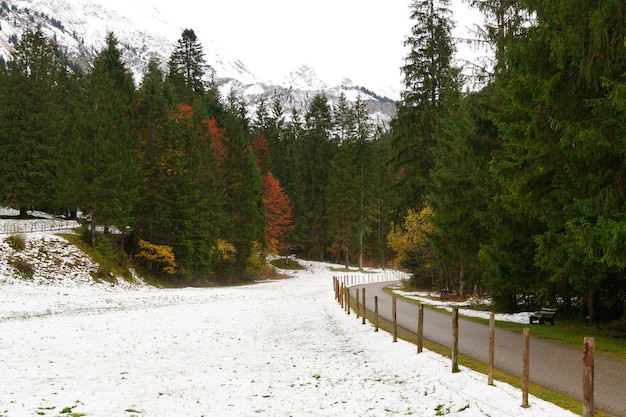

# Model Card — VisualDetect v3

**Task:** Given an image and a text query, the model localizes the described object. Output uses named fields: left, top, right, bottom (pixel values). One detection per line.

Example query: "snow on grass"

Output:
left=0, top=211, right=575, bottom=416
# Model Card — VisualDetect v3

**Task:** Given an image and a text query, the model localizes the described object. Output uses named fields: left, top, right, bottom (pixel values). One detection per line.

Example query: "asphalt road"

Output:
left=351, top=281, right=626, bottom=417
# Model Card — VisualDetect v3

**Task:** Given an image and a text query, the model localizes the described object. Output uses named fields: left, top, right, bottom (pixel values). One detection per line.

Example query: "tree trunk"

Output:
left=587, top=288, right=597, bottom=323
left=19, top=206, right=28, bottom=218
left=90, top=210, right=97, bottom=248
left=458, top=265, right=465, bottom=298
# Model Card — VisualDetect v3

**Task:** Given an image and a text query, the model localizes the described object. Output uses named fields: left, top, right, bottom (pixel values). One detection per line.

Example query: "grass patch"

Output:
left=387, top=288, right=626, bottom=362
left=330, top=266, right=377, bottom=273
left=270, top=257, right=305, bottom=270
left=59, top=232, right=133, bottom=284
left=348, top=294, right=615, bottom=417
left=4, top=234, right=27, bottom=251
left=8, top=256, right=34, bottom=279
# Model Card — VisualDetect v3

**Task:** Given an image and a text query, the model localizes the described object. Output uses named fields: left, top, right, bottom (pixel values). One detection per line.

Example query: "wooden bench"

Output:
left=529, top=307, right=557, bottom=325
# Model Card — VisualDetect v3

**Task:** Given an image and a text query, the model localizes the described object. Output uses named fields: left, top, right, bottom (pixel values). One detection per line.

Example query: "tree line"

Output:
left=0, top=27, right=396, bottom=282
left=391, top=0, right=626, bottom=323
left=2, top=0, right=625, bottom=324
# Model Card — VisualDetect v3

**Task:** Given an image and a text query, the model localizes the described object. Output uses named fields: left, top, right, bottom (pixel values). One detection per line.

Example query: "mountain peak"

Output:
left=281, top=65, right=328, bottom=91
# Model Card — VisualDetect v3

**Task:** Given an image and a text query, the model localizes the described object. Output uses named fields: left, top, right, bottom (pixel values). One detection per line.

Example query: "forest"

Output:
left=1, top=0, right=625, bottom=324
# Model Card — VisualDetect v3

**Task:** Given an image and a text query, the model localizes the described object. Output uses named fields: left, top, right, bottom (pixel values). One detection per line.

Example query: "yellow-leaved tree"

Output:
left=387, top=206, right=436, bottom=283
left=135, top=239, right=177, bottom=275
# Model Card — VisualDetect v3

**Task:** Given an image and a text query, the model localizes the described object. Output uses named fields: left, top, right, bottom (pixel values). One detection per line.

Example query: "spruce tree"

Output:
left=491, top=0, right=626, bottom=320
left=391, top=0, right=457, bottom=213
left=80, top=32, right=138, bottom=246
left=0, top=27, right=68, bottom=216
left=296, top=93, right=336, bottom=259
left=168, top=28, right=209, bottom=100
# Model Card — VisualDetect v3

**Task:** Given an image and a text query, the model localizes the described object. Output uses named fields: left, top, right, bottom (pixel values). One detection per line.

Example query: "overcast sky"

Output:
left=102, top=0, right=482, bottom=92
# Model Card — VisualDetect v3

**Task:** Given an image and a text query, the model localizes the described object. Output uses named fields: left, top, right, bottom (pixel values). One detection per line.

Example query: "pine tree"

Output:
left=296, top=93, right=337, bottom=259
left=79, top=32, right=138, bottom=246
left=168, top=29, right=209, bottom=100
left=491, top=0, right=626, bottom=321
left=217, top=99, right=264, bottom=276
left=391, top=0, right=457, bottom=213
left=134, top=59, right=175, bottom=247
left=0, top=27, right=68, bottom=216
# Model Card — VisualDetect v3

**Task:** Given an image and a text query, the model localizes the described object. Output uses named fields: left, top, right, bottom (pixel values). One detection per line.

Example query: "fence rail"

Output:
left=0, top=219, right=78, bottom=235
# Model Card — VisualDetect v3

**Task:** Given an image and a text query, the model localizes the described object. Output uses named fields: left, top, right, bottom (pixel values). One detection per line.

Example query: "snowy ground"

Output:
left=0, top=210, right=576, bottom=417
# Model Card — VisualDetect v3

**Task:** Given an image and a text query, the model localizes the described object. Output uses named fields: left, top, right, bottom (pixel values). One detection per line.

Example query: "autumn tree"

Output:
left=263, top=172, right=295, bottom=255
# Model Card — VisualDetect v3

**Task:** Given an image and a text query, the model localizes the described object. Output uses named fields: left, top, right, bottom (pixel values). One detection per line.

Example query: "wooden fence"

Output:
left=334, top=277, right=597, bottom=417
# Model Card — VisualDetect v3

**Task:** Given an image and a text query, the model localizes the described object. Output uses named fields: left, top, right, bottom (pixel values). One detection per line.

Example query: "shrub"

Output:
left=9, top=256, right=34, bottom=279
left=134, top=239, right=177, bottom=275
left=5, top=234, right=26, bottom=251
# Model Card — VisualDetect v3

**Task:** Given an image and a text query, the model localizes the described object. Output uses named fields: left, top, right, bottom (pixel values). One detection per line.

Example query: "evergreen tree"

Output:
left=168, top=29, right=208, bottom=100
left=391, top=0, right=456, bottom=213
left=295, top=93, right=337, bottom=259
left=0, top=27, right=68, bottom=216
left=325, top=140, right=360, bottom=267
left=79, top=32, right=138, bottom=246
left=217, top=98, right=264, bottom=276
left=491, top=0, right=626, bottom=321
left=134, top=59, right=176, bottom=247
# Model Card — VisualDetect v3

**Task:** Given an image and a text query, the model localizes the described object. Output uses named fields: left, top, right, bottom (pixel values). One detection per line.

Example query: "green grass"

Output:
left=349, top=293, right=616, bottom=417
left=270, top=257, right=305, bottom=270
left=386, top=288, right=626, bottom=361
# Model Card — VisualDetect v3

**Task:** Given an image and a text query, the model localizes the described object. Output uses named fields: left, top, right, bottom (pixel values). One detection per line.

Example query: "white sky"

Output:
left=144, top=0, right=482, bottom=91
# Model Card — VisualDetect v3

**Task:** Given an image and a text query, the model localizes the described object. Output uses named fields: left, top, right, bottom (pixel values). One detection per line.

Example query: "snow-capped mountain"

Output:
left=0, top=0, right=397, bottom=127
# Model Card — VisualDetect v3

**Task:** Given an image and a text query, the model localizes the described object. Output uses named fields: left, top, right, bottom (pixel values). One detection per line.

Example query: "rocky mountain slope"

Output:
left=0, top=0, right=396, bottom=127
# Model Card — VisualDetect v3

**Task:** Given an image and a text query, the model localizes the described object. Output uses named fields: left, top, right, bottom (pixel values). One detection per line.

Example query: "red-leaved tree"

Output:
left=263, top=171, right=294, bottom=255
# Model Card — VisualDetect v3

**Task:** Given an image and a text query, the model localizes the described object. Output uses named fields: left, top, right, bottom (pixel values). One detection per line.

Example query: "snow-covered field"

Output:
left=0, top=210, right=576, bottom=417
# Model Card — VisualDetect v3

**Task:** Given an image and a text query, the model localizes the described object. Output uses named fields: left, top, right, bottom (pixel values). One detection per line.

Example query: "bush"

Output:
left=5, top=234, right=26, bottom=251
left=9, top=256, right=34, bottom=279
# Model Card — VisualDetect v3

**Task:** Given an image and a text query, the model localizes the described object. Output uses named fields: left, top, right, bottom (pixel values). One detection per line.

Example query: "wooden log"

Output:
left=583, top=337, right=595, bottom=417
left=417, top=303, right=423, bottom=354
left=522, top=328, right=530, bottom=408
left=374, top=296, right=379, bottom=332
left=452, top=307, right=459, bottom=373
left=488, top=312, right=495, bottom=385
left=392, top=295, right=397, bottom=342
left=361, top=287, right=366, bottom=325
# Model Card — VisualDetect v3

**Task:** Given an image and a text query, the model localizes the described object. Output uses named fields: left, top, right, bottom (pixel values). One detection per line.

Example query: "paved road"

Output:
left=351, top=281, right=626, bottom=417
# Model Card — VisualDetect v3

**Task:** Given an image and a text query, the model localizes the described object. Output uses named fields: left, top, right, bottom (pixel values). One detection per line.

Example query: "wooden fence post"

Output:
left=392, top=295, right=397, bottom=342
left=488, top=312, right=495, bottom=385
left=417, top=303, right=424, bottom=353
left=374, top=296, right=379, bottom=332
left=583, top=337, right=595, bottom=417
left=522, top=328, right=530, bottom=408
left=361, top=287, right=366, bottom=325
left=356, top=288, right=360, bottom=319
left=452, top=307, right=459, bottom=373
left=346, top=287, right=350, bottom=315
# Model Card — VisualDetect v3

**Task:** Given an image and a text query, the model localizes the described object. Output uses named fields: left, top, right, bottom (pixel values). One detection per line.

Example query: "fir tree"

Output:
left=79, top=32, right=138, bottom=246
left=491, top=0, right=626, bottom=321
left=0, top=27, right=68, bottom=216
left=296, top=93, right=336, bottom=259
left=168, top=28, right=209, bottom=100
left=391, top=0, right=457, bottom=214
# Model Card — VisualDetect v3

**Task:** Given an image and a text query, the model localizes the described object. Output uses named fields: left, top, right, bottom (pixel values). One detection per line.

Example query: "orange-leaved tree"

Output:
left=263, top=171, right=294, bottom=255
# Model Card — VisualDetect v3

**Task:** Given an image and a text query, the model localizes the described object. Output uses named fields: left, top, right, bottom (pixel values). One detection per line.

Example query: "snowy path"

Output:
left=0, top=259, right=576, bottom=417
